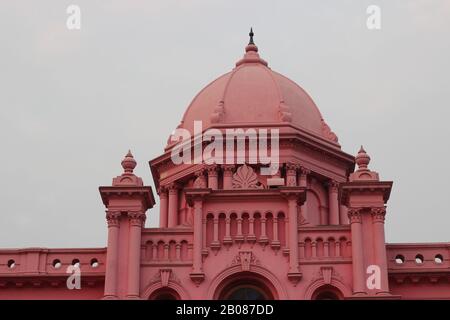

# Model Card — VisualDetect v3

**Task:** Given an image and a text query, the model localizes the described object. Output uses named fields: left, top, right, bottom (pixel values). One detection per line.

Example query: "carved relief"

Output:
left=230, top=251, right=261, bottom=271
left=149, top=268, right=181, bottom=287
left=232, top=164, right=263, bottom=189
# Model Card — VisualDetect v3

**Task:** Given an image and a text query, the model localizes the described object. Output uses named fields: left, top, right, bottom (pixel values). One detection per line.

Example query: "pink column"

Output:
left=372, top=207, right=389, bottom=294
left=222, top=165, right=234, bottom=189
left=247, top=217, right=256, bottom=242
left=236, top=217, right=244, bottom=241
left=127, top=212, right=145, bottom=299
left=159, top=187, right=168, bottom=228
left=273, top=217, right=279, bottom=242
left=192, top=199, right=203, bottom=274
left=168, top=184, right=178, bottom=227
left=104, top=211, right=120, bottom=299
left=260, top=217, right=268, bottom=243
left=212, top=217, right=220, bottom=247
left=207, top=165, right=218, bottom=190
left=348, top=208, right=366, bottom=295
left=223, top=217, right=232, bottom=243
left=287, top=198, right=300, bottom=273
left=328, top=180, right=339, bottom=225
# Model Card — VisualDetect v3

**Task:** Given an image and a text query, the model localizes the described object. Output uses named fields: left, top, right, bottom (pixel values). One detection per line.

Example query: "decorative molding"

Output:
left=230, top=251, right=261, bottom=271
left=347, top=208, right=362, bottom=224
left=371, top=207, right=387, bottom=223
left=149, top=268, right=181, bottom=287
left=232, top=164, right=263, bottom=189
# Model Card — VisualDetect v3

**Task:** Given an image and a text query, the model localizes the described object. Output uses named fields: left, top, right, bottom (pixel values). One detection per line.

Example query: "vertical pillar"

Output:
left=273, top=217, right=279, bottom=242
left=222, top=165, right=234, bottom=189
left=248, top=216, right=256, bottom=242
left=159, top=187, right=168, bottom=228
left=104, top=211, right=120, bottom=299
left=211, top=216, right=220, bottom=247
left=287, top=198, right=300, bottom=274
left=126, top=212, right=145, bottom=299
left=372, top=207, right=389, bottom=294
left=328, top=180, right=339, bottom=225
left=191, top=198, right=204, bottom=279
left=260, top=217, right=268, bottom=243
left=223, top=217, right=232, bottom=243
left=168, top=184, right=178, bottom=228
left=236, top=217, right=244, bottom=241
left=348, top=208, right=366, bottom=295
left=207, top=165, right=218, bottom=190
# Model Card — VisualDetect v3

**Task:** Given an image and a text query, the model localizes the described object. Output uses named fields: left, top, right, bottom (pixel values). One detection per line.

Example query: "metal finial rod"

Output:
left=249, top=27, right=254, bottom=45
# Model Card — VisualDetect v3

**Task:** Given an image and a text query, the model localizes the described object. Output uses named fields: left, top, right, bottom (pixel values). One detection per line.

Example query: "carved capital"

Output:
left=106, top=211, right=121, bottom=227
left=167, top=183, right=180, bottom=194
left=193, top=171, right=207, bottom=189
left=206, top=165, right=218, bottom=176
left=299, top=166, right=311, bottom=176
left=327, top=180, right=339, bottom=193
left=221, top=164, right=235, bottom=175
left=128, top=211, right=146, bottom=227
left=158, top=185, right=168, bottom=197
left=347, top=208, right=362, bottom=224
left=371, top=207, right=386, bottom=223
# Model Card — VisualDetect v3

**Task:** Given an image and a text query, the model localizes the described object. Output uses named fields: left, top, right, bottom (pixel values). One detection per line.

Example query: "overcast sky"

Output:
left=0, top=0, right=449, bottom=248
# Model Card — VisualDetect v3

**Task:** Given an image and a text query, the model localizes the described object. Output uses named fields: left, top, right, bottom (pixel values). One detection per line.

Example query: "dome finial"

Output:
left=249, top=27, right=255, bottom=45
left=121, top=149, right=136, bottom=174
left=355, top=145, right=371, bottom=171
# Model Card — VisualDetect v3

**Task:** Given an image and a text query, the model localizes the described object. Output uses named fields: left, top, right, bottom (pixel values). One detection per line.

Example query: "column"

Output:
left=287, top=198, right=300, bottom=274
left=207, top=165, right=218, bottom=190
left=168, top=184, right=178, bottom=227
left=372, top=207, right=389, bottom=294
left=248, top=216, right=256, bottom=242
left=192, top=198, right=203, bottom=275
left=159, top=187, right=168, bottom=228
left=222, top=165, right=234, bottom=189
left=211, top=216, right=220, bottom=247
left=260, top=216, right=268, bottom=243
left=273, top=217, right=279, bottom=242
left=328, top=180, right=339, bottom=225
left=236, top=216, right=244, bottom=241
left=127, top=212, right=145, bottom=299
left=104, top=211, right=120, bottom=299
left=348, top=208, right=366, bottom=295
left=223, top=217, right=232, bottom=243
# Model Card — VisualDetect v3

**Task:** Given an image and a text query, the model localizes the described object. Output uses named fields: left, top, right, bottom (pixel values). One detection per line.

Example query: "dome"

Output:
left=170, top=31, right=338, bottom=147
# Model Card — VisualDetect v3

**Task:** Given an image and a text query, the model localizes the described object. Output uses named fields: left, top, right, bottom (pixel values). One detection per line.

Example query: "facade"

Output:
left=1, top=34, right=449, bottom=300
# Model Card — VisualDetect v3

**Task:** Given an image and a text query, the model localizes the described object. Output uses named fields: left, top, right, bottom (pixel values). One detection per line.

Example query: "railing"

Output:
left=0, top=248, right=106, bottom=275
left=141, top=228, right=193, bottom=264
left=387, top=243, right=450, bottom=271
left=298, top=226, right=352, bottom=262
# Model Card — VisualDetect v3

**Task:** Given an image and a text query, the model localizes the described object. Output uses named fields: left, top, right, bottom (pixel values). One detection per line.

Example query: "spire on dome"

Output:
left=236, top=27, right=268, bottom=67
left=121, top=150, right=137, bottom=174
left=248, top=27, right=255, bottom=45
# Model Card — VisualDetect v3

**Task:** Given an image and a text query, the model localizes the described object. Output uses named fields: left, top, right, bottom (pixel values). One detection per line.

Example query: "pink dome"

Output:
left=172, top=37, right=338, bottom=146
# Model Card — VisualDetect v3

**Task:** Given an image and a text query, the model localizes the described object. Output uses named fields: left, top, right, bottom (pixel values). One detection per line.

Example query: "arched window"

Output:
left=311, top=285, right=343, bottom=300
left=217, top=272, right=275, bottom=300
left=149, top=288, right=180, bottom=300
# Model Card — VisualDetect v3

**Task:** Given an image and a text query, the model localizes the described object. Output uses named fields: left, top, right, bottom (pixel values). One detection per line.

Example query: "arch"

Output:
left=304, top=277, right=351, bottom=300
left=311, top=285, right=344, bottom=300
left=142, top=281, right=190, bottom=300
left=207, top=265, right=288, bottom=300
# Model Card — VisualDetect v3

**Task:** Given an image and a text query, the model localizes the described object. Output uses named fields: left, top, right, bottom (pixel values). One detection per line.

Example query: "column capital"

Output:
left=327, top=180, right=339, bottom=192
left=106, top=211, right=121, bottom=227
left=167, top=183, right=180, bottom=194
left=128, top=211, right=146, bottom=227
left=371, top=207, right=386, bottom=223
left=348, top=208, right=362, bottom=224
left=206, top=165, right=218, bottom=175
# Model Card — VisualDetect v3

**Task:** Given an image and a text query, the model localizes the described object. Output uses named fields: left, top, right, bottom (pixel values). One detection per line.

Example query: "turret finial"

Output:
left=249, top=27, right=254, bottom=45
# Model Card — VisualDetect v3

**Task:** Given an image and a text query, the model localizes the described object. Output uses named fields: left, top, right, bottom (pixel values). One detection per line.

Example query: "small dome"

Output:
left=170, top=32, right=338, bottom=147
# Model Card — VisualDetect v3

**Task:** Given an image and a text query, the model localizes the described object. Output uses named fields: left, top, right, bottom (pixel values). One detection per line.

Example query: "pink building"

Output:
left=1, top=33, right=449, bottom=300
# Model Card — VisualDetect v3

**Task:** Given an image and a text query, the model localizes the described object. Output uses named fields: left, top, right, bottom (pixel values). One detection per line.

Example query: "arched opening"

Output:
left=216, top=272, right=276, bottom=300
left=149, top=287, right=180, bottom=300
left=311, top=285, right=343, bottom=300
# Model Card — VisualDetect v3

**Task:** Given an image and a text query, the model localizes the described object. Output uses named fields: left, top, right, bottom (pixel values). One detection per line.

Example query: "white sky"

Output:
left=0, top=0, right=449, bottom=247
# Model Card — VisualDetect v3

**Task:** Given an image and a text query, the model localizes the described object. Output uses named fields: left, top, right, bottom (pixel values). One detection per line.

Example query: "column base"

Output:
left=102, top=295, right=119, bottom=300
left=125, top=295, right=141, bottom=300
